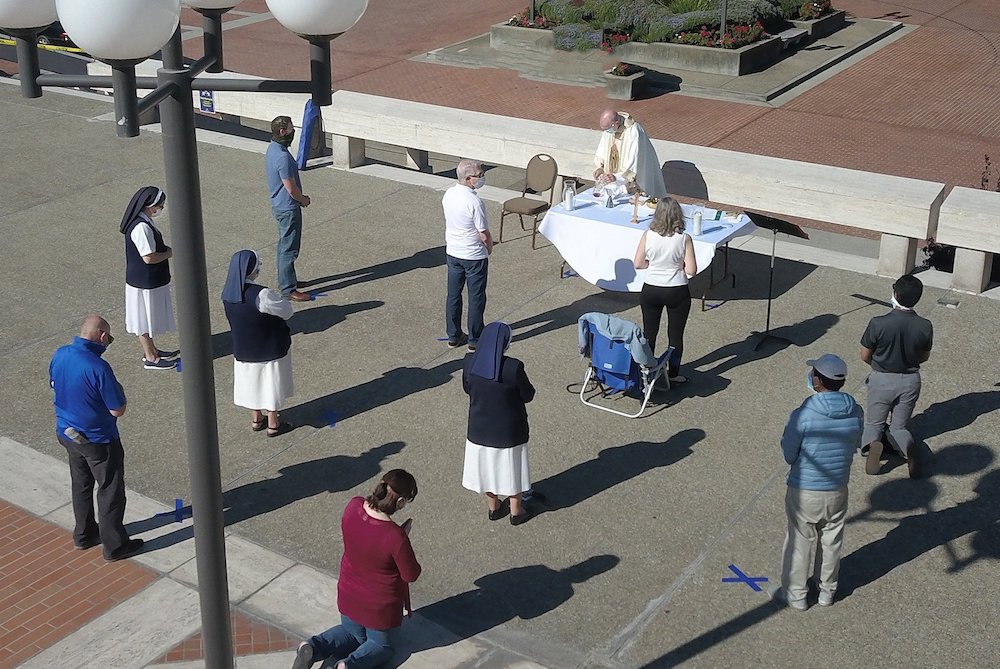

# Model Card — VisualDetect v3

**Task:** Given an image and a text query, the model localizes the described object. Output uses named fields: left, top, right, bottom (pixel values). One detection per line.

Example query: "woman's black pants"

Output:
left=639, top=283, right=691, bottom=378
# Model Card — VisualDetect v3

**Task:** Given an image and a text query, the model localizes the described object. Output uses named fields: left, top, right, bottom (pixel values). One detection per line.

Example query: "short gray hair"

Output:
left=456, top=159, right=482, bottom=183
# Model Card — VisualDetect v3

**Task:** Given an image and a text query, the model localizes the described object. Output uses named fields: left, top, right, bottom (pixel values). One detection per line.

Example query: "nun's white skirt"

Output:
left=125, top=283, right=175, bottom=337
left=233, top=352, right=293, bottom=412
left=462, top=439, right=531, bottom=497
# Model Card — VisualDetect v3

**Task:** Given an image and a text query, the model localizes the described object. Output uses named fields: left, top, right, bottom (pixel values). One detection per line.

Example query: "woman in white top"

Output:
left=221, top=250, right=295, bottom=437
left=633, top=197, right=697, bottom=383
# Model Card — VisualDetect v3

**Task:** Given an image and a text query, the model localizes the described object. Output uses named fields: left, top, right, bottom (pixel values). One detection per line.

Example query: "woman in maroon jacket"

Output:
left=291, top=470, right=421, bottom=669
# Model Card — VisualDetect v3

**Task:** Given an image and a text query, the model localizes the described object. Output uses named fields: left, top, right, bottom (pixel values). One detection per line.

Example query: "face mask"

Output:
left=605, top=126, right=616, bottom=134
left=474, top=176, right=485, bottom=190
left=806, top=370, right=815, bottom=392
left=149, top=207, right=163, bottom=218
left=891, top=294, right=909, bottom=310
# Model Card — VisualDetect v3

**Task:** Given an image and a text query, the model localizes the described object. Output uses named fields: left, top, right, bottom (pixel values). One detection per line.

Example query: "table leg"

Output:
left=701, top=242, right=736, bottom=311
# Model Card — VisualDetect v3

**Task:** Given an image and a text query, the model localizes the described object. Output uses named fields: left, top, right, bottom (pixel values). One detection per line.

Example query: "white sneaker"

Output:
left=818, top=590, right=835, bottom=607
left=290, top=641, right=313, bottom=669
left=771, top=587, right=807, bottom=611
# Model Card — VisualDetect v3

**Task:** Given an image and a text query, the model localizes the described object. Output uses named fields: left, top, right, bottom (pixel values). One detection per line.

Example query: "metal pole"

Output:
left=13, top=36, right=41, bottom=98
left=162, top=27, right=184, bottom=70
left=156, top=65, right=234, bottom=669
left=720, top=0, right=729, bottom=34
left=308, top=38, right=333, bottom=106
left=110, top=63, right=140, bottom=138
left=201, top=10, right=225, bottom=73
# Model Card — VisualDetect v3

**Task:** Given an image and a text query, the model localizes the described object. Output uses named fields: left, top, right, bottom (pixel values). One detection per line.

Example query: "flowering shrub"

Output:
left=798, top=1, right=833, bottom=20
left=608, top=62, right=641, bottom=76
left=508, top=8, right=552, bottom=28
left=600, top=33, right=631, bottom=53
left=554, top=23, right=603, bottom=50
left=674, top=21, right=767, bottom=48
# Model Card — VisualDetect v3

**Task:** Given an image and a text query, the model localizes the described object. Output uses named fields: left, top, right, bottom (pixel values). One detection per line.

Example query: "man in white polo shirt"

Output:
left=443, top=159, right=493, bottom=351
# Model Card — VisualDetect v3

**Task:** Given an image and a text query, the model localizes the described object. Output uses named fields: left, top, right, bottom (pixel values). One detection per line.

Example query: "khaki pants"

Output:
left=780, top=486, right=848, bottom=604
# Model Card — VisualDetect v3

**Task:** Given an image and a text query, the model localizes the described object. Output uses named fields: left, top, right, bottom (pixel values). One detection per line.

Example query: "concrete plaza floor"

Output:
left=1, top=83, right=999, bottom=668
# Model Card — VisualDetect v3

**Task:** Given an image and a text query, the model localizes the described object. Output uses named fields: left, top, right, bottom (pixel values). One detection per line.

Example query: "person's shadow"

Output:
left=532, top=428, right=704, bottom=511
left=282, top=359, right=464, bottom=428
left=391, top=554, right=620, bottom=664
left=908, top=390, right=1000, bottom=442
left=685, top=313, right=839, bottom=379
left=596, top=258, right=639, bottom=292
left=297, top=246, right=445, bottom=292
left=128, top=441, right=406, bottom=550
left=507, top=291, right=638, bottom=342
left=838, top=443, right=999, bottom=599
left=210, top=300, right=383, bottom=358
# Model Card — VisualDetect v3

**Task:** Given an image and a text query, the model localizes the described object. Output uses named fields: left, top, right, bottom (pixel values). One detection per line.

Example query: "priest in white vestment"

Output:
left=593, top=110, right=668, bottom=199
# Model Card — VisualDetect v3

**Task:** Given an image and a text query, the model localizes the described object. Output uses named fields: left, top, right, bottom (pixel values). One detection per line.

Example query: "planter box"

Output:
left=617, top=36, right=782, bottom=77
left=790, top=10, right=848, bottom=39
left=490, top=23, right=554, bottom=50
left=604, top=70, right=645, bottom=100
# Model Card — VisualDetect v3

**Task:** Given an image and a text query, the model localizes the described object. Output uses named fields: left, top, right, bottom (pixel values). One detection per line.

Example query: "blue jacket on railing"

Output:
left=781, top=391, right=864, bottom=491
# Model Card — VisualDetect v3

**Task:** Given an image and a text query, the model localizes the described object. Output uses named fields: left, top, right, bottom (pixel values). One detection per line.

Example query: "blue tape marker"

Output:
left=174, top=498, right=184, bottom=523
left=313, top=292, right=328, bottom=298
left=563, top=270, right=578, bottom=278
left=323, top=410, right=338, bottom=428
left=175, top=358, right=182, bottom=373
left=721, top=564, right=768, bottom=592
left=436, top=337, right=450, bottom=342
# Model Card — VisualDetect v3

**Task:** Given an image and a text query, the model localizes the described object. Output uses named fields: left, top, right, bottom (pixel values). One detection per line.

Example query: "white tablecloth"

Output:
left=538, top=195, right=756, bottom=292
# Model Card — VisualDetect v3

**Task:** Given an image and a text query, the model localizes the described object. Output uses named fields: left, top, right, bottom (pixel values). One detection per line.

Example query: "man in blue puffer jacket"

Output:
left=776, top=354, right=863, bottom=610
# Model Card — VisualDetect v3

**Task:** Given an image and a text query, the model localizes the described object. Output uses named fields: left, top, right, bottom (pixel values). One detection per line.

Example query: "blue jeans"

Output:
left=273, top=206, right=302, bottom=295
left=445, top=254, right=488, bottom=344
left=308, top=614, right=395, bottom=669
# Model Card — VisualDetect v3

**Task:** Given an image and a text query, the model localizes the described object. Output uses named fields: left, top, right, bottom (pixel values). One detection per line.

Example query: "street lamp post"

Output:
left=0, top=1, right=369, bottom=667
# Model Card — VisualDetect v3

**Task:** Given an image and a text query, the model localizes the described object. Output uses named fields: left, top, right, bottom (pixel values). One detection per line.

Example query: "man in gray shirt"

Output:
left=860, top=274, right=933, bottom=478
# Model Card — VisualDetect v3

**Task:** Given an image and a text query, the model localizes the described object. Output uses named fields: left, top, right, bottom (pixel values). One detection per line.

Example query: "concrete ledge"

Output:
left=490, top=23, right=555, bottom=50
left=618, top=36, right=783, bottom=76
left=790, top=10, right=848, bottom=39
left=936, top=186, right=1000, bottom=252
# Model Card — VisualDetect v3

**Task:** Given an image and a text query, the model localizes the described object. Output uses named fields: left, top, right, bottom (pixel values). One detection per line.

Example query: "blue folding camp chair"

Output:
left=578, top=316, right=672, bottom=418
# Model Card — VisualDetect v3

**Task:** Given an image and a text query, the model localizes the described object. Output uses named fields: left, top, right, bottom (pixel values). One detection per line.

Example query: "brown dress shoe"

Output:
left=286, top=290, right=312, bottom=302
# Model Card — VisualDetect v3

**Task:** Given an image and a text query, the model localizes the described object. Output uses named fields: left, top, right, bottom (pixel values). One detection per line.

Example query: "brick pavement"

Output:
left=0, top=501, right=157, bottom=669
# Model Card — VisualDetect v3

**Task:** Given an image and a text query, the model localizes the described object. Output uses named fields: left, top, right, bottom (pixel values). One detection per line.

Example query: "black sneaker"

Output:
left=290, top=641, right=313, bottom=669
left=143, top=357, right=177, bottom=370
left=447, top=334, right=468, bottom=348
left=907, top=445, right=923, bottom=479
left=104, top=538, right=144, bottom=562
left=468, top=342, right=477, bottom=352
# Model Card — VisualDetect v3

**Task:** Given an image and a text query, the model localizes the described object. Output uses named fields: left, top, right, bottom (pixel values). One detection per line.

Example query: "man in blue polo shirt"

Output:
left=265, top=115, right=312, bottom=302
left=50, top=315, right=143, bottom=561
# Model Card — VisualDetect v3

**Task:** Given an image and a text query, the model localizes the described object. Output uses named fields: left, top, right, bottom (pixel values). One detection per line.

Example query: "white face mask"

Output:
left=806, top=370, right=816, bottom=392
left=474, top=176, right=485, bottom=190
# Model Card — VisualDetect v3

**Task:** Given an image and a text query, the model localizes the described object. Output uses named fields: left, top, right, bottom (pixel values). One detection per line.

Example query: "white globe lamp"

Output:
left=265, top=0, right=368, bottom=37
left=0, top=0, right=57, bottom=30
left=183, top=0, right=244, bottom=8
left=56, top=0, right=180, bottom=62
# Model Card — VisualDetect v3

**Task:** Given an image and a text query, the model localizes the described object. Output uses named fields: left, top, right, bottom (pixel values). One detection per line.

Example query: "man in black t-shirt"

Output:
left=860, top=275, right=933, bottom=478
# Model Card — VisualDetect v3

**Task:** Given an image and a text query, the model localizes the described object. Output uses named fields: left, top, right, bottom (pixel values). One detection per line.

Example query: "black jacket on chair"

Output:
left=463, top=353, right=535, bottom=448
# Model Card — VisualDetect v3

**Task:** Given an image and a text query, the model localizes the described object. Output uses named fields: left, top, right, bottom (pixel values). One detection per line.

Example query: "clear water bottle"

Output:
left=692, top=210, right=703, bottom=235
